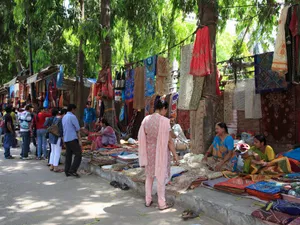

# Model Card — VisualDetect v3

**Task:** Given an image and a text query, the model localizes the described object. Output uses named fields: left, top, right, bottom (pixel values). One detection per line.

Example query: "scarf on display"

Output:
left=125, top=69, right=134, bottom=102
left=272, top=6, right=289, bottom=76
left=133, top=66, right=145, bottom=110
left=144, top=96, right=152, bottom=116
left=189, top=76, right=205, bottom=110
left=190, top=26, right=212, bottom=77
left=56, top=65, right=64, bottom=88
left=245, top=79, right=262, bottom=119
left=178, top=44, right=194, bottom=110
left=255, top=52, right=288, bottom=93
left=169, top=92, right=179, bottom=119
left=144, top=56, right=156, bottom=97
left=156, top=56, right=171, bottom=95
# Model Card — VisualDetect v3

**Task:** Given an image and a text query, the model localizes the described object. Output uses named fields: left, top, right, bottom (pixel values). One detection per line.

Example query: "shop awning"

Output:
left=3, top=77, right=17, bottom=88
left=27, top=74, right=38, bottom=84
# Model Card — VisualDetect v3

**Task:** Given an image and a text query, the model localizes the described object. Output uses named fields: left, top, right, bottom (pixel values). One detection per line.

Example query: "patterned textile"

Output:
left=144, top=96, right=152, bottom=116
left=286, top=173, right=300, bottom=179
left=144, top=56, right=156, bottom=97
left=246, top=181, right=281, bottom=194
left=245, top=79, right=262, bottom=119
left=190, top=100, right=206, bottom=154
left=233, top=80, right=246, bottom=110
left=251, top=209, right=296, bottom=225
left=178, top=44, right=194, bottom=110
left=125, top=69, right=134, bottom=101
left=149, top=94, right=157, bottom=115
left=272, top=6, right=289, bottom=76
left=156, top=76, right=171, bottom=95
left=189, top=76, right=205, bottom=110
left=169, top=92, right=179, bottom=119
left=133, top=66, right=145, bottom=110
left=272, top=199, right=300, bottom=216
left=214, top=177, right=254, bottom=194
left=255, top=52, right=288, bottom=94
left=177, top=110, right=190, bottom=138
left=224, top=81, right=235, bottom=123
left=157, top=56, right=170, bottom=77
left=261, top=87, right=296, bottom=144
left=190, top=26, right=212, bottom=77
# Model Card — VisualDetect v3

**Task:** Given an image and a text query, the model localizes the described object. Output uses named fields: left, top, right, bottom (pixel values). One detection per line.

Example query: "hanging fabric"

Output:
left=178, top=44, right=194, bottom=110
left=125, top=69, right=134, bottom=102
left=114, top=70, right=126, bottom=89
left=272, top=6, right=289, bottom=76
left=114, top=90, right=122, bottom=102
left=133, top=66, right=145, bottom=110
left=255, top=52, right=288, bottom=94
left=245, top=79, right=262, bottom=119
left=56, top=65, right=64, bottom=88
left=156, top=56, right=170, bottom=77
left=156, top=56, right=171, bottom=95
left=190, top=26, right=212, bottom=77
left=189, top=76, right=205, bottom=110
left=233, top=80, right=246, bottom=111
left=224, top=81, right=235, bottom=124
left=149, top=94, right=157, bottom=114
left=101, top=68, right=113, bottom=99
left=169, top=92, right=179, bottom=119
left=155, top=76, right=171, bottom=95
left=144, top=56, right=156, bottom=97
left=144, top=96, right=152, bottom=116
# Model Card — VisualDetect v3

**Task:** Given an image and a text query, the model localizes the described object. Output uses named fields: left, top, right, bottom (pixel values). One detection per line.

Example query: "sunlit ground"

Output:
left=0, top=148, right=221, bottom=225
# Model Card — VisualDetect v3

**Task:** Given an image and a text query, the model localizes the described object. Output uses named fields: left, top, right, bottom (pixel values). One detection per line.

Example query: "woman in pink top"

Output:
left=138, top=100, right=179, bottom=210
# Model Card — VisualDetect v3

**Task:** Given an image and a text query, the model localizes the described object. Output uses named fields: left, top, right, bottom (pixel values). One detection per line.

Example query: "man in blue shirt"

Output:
left=62, top=104, right=82, bottom=178
left=83, top=102, right=96, bottom=131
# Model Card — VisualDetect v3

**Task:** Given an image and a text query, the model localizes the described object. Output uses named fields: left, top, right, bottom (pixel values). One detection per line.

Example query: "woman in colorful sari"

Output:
left=203, top=122, right=235, bottom=171
left=91, top=118, right=117, bottom=150
left=138, top=100, right=179, bottom=210
left=244, top=135, right=291, bottom=175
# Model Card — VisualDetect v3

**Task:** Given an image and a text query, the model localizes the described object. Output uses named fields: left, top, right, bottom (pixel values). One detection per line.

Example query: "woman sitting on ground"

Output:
left=203, top=122, right=235, bottom=171
left=91, top=118, right=117, bottom=150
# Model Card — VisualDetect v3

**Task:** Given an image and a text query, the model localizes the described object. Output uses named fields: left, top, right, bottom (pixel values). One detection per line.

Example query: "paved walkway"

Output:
left=0, top=148, right=222, bottom=225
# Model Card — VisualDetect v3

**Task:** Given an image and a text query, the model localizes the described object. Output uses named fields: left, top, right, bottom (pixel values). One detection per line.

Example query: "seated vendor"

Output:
left=91, top=118, right=117, bottom=150
left=203, top=122, right=235, bottom=171
left=170, top=118, right=190, bottom=150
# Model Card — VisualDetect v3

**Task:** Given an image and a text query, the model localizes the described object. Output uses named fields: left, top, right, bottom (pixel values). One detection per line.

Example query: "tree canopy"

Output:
left=0, top=0, right=287, bottom=83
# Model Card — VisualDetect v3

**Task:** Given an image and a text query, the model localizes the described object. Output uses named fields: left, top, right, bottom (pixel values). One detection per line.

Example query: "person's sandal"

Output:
left=181, top=209, right=198, bottom=220
left=159, top=202, right=174, bottom=211
left=145, top=201, right=153, bottom=207
left=49, top=166, right=54, bottom=171
left=53, top=169, right=64, bottom=173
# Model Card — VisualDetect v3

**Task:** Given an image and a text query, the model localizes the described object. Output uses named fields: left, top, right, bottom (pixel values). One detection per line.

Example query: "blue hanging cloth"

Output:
left=56, top=65, right=64, bottom=88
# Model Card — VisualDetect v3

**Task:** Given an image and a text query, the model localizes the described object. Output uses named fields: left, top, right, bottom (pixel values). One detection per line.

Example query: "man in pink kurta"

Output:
left=138, top=113, right=171, bottom=209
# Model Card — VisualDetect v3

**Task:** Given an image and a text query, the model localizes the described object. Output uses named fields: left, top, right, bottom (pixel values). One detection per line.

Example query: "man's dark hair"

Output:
left=25, top=104, right=33, bottom=111
left=52, top=108, right=59, bottom=116
left=67, top=104, right=77, bottom=112
left=5, top=106, right=12, bottom=114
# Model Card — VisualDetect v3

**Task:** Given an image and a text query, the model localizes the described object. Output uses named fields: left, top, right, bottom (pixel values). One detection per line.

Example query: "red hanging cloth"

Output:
left=190, top=26, right=212, bottom=77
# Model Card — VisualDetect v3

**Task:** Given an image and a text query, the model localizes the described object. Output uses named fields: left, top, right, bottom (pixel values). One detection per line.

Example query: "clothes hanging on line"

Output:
left=133, top=66, right=145, bottom=110
left=144, top=56, right=157, bottom=97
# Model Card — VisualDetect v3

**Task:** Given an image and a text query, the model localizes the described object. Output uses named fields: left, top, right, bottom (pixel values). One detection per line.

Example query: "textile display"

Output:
left=261, top=87, right=296, bottom=144
left=202, top=177, right=229, bottom=188
left=245, top=79, right=262, bottom=119
left=144, top=97, right=151, bottom=117
left=271, top=199, right=300, bottom=216
left=288, top=217, right=300, bottom=225
left=190, top=100, right=206, bottom=154
left=100, top=68, right=114, bottom=99
left=255, top=52, right=288, bottom=94
left=177, top=110, right=190, bottom=138
left=251, top=209, right=296, bottom=225
left=214, top=177, right=255, bottom=194
left=284, top=148, right=300, bottom=161
left=133, top=66, right=145, bottom=110
left=224, top=81, right=235, bottom=124
left=156, top=56, right=170, bottom=77
left=190, top=26, right=212, bottom=77
left=144, top=56, right=156, bottom=97
left=114, top=90, right=122, bottom=102
left=246, top=181, right=282, bottom=201
left=125, top=69, right=134, bottom=101
left=9, top=85, right=15, bottom=98
left=178, top=44, right=194, bottom=110
left=156, top=75, right=171, bottom=95
left=56, top=65, right=64, bottom=88
left=189, top=76, right=205, bottom=110
left=296, top=85, right=300, bottom=143
left=272, top=6, right=289, bottom=76
left=169, top=92, right=179, bottom=119
left=233, top=80, right=246, bottom=111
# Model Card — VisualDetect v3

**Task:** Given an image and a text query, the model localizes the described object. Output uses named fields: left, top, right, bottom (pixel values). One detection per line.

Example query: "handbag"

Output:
left=47, top=123, right=60, bottom=137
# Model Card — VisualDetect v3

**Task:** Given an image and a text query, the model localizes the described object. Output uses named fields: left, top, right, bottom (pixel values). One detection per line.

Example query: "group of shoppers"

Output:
left=1, top=103, right=83, bottom=178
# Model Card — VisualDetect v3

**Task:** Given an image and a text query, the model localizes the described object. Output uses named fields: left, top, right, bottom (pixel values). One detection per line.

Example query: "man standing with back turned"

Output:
left=62, top=104, right=82, bottom=178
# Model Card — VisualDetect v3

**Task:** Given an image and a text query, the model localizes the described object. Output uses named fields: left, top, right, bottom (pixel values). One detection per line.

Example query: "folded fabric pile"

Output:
left=246, top=181, right=282, bottom=201
left=251, top=208, right=297, bottom=225
left=214, top=177, right=255, bottom=194
left=202, top=177, right=229, bottom=188
left=116, top=154, right=139, bottom=164
left=281, top=182, right=300, bottom=203
left=90, top=156, right=116, bottom=166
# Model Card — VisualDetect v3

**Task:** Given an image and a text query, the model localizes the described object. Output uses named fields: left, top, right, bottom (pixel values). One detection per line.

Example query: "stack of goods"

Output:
left=246, top=181, right=282, bottom=201
left=252, top=199, right=300, bottom=225
left=202, top=177, right=229, bottom=188
left=90, top=155, right=116, bottom=167
left=281, top=182, right=300, bottom=203
left=99, top=147, right=138, bottom=156
left=214, top=177, right=255, bottom=194
left=116, top=154, right=139, bottom=164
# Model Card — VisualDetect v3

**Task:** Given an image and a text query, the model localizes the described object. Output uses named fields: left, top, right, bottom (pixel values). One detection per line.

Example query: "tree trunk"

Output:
left=76, top=0, right=85, bottom=121
left=100, top=0, right=115, bottom=128
left=198, top=0, right=218, bottom=151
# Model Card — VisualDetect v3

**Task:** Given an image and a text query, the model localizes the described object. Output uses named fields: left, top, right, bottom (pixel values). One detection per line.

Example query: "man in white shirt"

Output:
left=18, top=104, right=34, bottom=159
